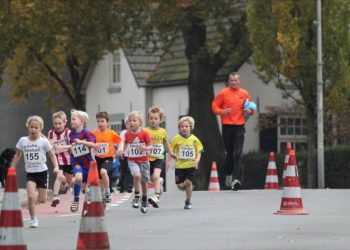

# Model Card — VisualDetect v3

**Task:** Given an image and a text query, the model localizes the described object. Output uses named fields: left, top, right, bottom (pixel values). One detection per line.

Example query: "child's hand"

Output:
left=53, top=166, right=59, bottom=175
left=194, top=159, right=200, bottom=169
left=74, top=139, right=81, bottom=144
left=115, top=149, right=123, bottom=157
left=170, top=153, right=177, bottom=160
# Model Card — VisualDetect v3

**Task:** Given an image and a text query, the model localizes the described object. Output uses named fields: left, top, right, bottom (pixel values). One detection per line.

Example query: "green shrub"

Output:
left=241, top=145, right=350, bottom=189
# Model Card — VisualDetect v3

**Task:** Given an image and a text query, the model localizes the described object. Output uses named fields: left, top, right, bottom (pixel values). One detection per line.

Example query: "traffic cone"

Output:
left=208, top=162, right=220, bottom=192
left=282, top=142, right=292, bottom=184
left=274, top=150, right=309, bottom=215
left=76, top=161, right=110, bottom=250
left=264, top=152, right=279, bottom=189
left=0, top=167, right=27, bottom=250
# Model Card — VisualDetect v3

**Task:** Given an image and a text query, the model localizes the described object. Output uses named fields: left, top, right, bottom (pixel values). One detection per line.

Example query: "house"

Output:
left=85, top=37, right=307, bottom=153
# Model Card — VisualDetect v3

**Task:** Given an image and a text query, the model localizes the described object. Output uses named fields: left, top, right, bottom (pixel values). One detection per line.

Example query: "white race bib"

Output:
left=24, top=151, right=44, bottom=164
left=149, top=144, right=164, bottom=158
left=72, top=143, right=89, bottom=157
left=95, top=143, right=109, bottom=156
left=53, top=141, right=68, bottom=154
left=128, top=143, right=146, bottom=158
left=179, top=146, right=195, bottom=160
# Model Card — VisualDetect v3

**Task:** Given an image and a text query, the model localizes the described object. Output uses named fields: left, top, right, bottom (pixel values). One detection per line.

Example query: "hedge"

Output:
left=241, top=145, right=350, bottom=189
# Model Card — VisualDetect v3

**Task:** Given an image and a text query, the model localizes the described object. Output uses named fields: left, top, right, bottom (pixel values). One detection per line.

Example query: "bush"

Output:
left=241, top=145, right=350, bottom=189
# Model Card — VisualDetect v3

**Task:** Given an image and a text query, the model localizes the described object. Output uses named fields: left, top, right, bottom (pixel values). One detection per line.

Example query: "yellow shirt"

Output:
left=144, top=127, right=168, bottom=161
left=170, top=133, right=203, bottom=169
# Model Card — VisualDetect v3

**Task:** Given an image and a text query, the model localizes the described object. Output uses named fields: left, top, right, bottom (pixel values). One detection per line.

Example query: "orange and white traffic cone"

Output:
left=264, top=152, right=279, bottom=189
left=282, top=142, right=292, bottom=185
left=0, top=167, right=27, bottom=250
left=274, top=150, right=309, bottom=215
left=76, top=161, right=110, bottom=250
left=208, top=162, right=220, bottom=192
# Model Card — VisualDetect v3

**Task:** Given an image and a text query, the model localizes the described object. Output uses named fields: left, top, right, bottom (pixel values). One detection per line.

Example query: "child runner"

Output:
left=118, top=119, right=134, bottom=193
left=92, top=111, right=122, bottom=203
left=144, top=106, right=175, bottom=208
left=11, top=115, right=59, bottom=228
left=123, top=111, right=152, bottom=214
left=170, top=116, right=203, bottom=209
left=69, top=109, right=96, bottom=212
left=48, top=111, right=73, bottom=207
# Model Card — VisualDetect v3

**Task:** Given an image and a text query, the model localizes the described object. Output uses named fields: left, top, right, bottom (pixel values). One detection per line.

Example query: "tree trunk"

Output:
left=305, top=107, right=316, bottom=188
left=187, top=61, right=226, bottom=190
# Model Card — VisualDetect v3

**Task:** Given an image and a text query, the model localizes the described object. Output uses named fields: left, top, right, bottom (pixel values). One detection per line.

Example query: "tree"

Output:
left=247, top=0, right=350, bottom=187
left=124, top=0, right=252, bottom=189
left=0, top=0, right=135, bottom=110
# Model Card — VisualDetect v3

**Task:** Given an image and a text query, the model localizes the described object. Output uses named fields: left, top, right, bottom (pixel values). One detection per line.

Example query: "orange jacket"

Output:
left=212, top=86, right=252, bottom=125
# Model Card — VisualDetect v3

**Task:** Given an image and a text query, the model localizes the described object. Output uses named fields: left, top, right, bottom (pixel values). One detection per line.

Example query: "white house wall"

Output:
left=86, top=50, right=146, bottom=130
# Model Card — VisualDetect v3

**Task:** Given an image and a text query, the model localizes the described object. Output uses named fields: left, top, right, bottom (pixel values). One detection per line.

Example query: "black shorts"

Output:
left=150, top=159, right=164, bottom=176
left=175, top=168, right=195, bottom=184
left=59, top=165, right=73, bottom=175
left=26, top=170, right=48, bottom=189
left=95, top=157, right=113, bottom=179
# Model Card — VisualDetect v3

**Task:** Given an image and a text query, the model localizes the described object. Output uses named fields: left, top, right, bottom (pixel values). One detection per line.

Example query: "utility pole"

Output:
left=317, top=0, right=325, bottom=188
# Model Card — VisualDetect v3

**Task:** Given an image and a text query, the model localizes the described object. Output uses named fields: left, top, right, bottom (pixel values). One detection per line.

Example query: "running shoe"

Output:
left=29, top=218, right=39, bottom=228
left=225, top=175, right=232, bottom=188
left=51, top=196, right=60, bottom=207
left=70, top=200, right=79, bottom=212
left=103, top=192, right=112, bottom=203
left=231, top=179, right=241, bottom=191
left=148, top=195, right=159, bottom=208
left=131, top=197, right=140, bottom=208
left=184, top=200, right=192, bottom=209
left=140, top=200, right=148, bottom=214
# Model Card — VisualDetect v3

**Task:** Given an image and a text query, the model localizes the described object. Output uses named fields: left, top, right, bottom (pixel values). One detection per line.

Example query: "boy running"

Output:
left=69, top=109, right=96, bottom=212
left=123, top=111, right=152, bottom=214
left=144, top=106, right=175, bottom=208
left=170, top=116, right=203, bottom=209
left=92, top=111, right=122, bottom=203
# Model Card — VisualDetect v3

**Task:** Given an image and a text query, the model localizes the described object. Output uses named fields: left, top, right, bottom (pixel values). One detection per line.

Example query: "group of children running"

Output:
left=11, top=106, right=204, bottom=228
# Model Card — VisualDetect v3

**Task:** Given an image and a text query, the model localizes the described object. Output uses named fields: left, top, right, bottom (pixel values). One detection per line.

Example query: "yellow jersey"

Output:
left=170, top=133, right=203, bottom=169
left=144, top=127, right=168, bottom=161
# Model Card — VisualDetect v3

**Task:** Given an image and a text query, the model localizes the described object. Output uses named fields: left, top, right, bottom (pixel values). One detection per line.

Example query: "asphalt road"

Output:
left=18, top=188, right=350, bottom=250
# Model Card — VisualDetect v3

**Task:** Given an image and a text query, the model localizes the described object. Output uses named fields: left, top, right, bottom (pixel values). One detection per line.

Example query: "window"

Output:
left=109, top=113, right=125, bottom=133
left=112, top=52, right=121, bottom=84
left=277, top=114, right=307, bottom=152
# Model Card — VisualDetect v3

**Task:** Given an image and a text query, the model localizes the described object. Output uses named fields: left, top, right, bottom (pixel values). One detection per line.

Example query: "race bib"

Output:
left=149, top=144, right=164, bottom=158
left=53, top=141, right=68, bottom=154
left=95, top=143, right=109, bottom=156
left=179, top=145, right=195, bottom=160
left=24, top=151, right=44, bottom=164
left=128, top=143, right=146, bottom=158
left=72, top=143, right=89, bottom=157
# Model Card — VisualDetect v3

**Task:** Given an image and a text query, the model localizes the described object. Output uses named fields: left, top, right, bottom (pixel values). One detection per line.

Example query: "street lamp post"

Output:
left=317, top=0, right=325, bottom=188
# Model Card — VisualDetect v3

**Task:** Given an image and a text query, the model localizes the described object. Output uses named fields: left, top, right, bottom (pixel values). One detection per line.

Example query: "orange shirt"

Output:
left=92, top=129, right=121, bottom=158
left=212, top=86, right=252, bottom=125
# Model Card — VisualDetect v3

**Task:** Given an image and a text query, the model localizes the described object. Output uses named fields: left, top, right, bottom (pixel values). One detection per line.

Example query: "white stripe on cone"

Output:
left=267, top=161, right=277, bottom=169
left=281, top=187, right=302, bottom=198
left=266, top=176, right=279, bottom=182
left=1, top=192, right=20, bottom=210
left=0, top=228, right=25, bottom=245
left=79, top=217, right=108, bottom=233
left=284, top=165, right=299, bottom=177
left=211, top=171, right=218, bottom=177
left=84, top=186, right=103, bottom=202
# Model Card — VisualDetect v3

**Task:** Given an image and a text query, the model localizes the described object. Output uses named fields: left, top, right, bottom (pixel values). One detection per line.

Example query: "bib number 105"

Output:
left=179, top=146, right=195, bottom=160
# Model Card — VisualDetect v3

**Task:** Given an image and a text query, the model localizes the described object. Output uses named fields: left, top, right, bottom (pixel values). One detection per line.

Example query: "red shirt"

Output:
left=125, top=129, right=151, bottom=163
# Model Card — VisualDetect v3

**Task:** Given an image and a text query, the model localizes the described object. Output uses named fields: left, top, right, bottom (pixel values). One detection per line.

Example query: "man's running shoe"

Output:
left=231, top=179, right=241, bottom=191
left=103, top=192, right=112, bottom=203
left=148, top=195, right=159, bottom=208
left=70, top=201, right=79, bottom=212
left=225, top=175, right=232, bottom=188
left=131, top=197, right=140, bottom=208
left=51, top=196, right=60, bottom=207
left=184, top=200, right=192, bottom=209
left=29, top=218, right=38, bottom=228
left=140, top=200, right=148, bottom=214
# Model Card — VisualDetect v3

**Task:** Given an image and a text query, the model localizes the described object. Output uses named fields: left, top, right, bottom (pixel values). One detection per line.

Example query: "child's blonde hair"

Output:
left=26, top=115, right=44, bottom=130
left=71, top=109, right=89, bottom=127
left=178, top=116, right=195, bottom=130
left=147, top=106, right=164, bottom=121
left=128, top=111, right=143, bottom=124
left=52, top=111, right=67, bottom=123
